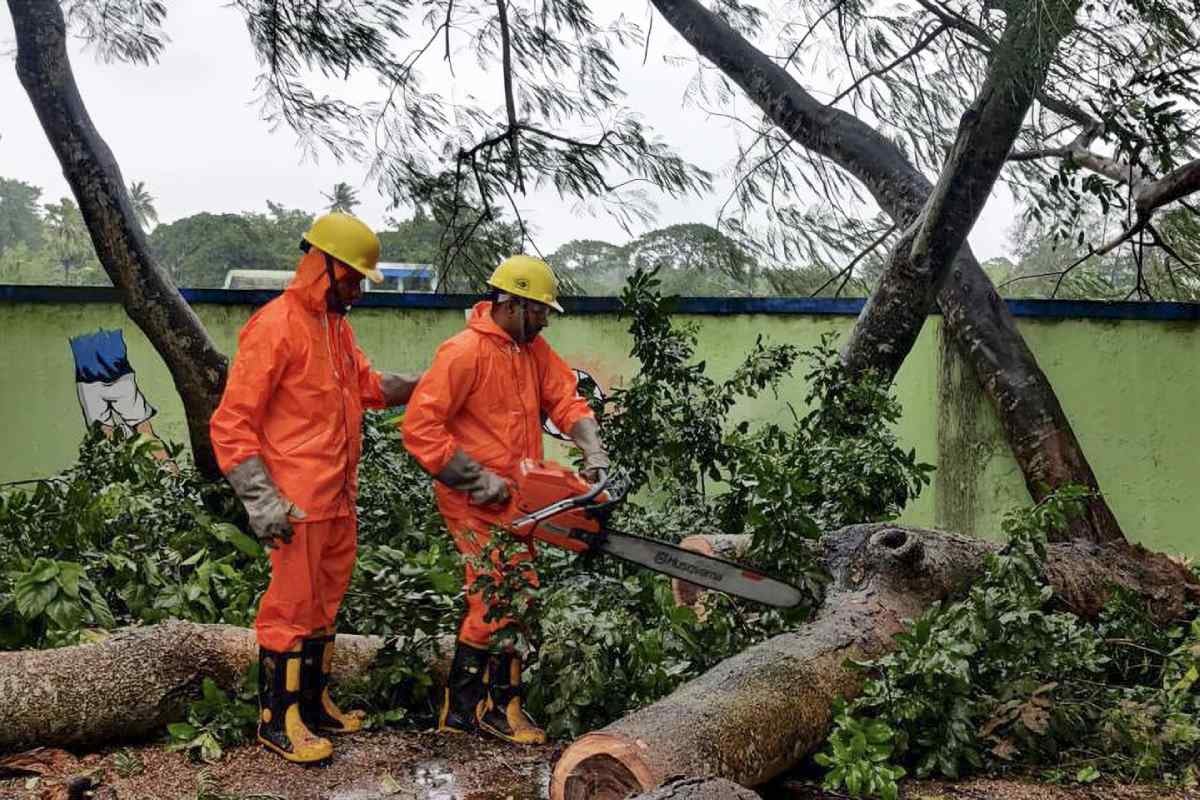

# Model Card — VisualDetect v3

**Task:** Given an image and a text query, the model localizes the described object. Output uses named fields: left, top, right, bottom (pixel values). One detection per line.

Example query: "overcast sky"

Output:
left=0, top=2, right=1018, bottom=263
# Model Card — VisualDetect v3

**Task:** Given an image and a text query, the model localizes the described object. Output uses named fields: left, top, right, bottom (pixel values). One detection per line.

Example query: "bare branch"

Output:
left=826, top=23, right=947, bottom=110
left=808, top=224, right=896, bottom=296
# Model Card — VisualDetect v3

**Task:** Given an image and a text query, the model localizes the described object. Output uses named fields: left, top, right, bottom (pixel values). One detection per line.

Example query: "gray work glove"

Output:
left=226, top=456, right=306, bottom=548
left=381, top=372, right=422, bottom=406
left=435, top=449, right=510, bottom=507
left=569, top=417, right=610, bottom=483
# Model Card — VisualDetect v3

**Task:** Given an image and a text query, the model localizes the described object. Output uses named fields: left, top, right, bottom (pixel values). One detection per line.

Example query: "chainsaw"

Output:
left=494, top=459, right=803, bottom=608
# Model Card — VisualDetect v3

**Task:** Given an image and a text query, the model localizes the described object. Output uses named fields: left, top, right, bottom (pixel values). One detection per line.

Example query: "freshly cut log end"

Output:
left=628, top=776, right=761, bottom=799
left=672, top=534, right=774, bottom=609
left=551, top=732, right=657, bottom=800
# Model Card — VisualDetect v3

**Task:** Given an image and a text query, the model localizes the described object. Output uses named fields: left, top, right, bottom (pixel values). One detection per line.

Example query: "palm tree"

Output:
left=323, top=182, right=360, bottom=214
left=44, top=198, right=92, bottom=283
left=128, top=181, right=158, bottom=231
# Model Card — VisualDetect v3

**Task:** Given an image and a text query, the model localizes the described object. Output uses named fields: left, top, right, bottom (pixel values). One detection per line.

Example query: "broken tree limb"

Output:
left=551, top=523, right=1197, bottom=800
left=0, top=621, right=454, bottom=752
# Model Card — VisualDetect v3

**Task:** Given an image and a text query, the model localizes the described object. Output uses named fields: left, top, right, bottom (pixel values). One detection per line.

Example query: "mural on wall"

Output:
left=68, top=329, right=170, bottom=463
left=543, top=367, right=607, bottom=440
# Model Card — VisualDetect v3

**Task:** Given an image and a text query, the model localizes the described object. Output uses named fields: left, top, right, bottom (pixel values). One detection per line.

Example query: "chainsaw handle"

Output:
left=508, top=469, right=610, bottom=532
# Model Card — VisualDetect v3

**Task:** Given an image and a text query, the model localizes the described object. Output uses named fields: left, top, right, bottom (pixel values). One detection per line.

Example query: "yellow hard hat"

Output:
left=302, top=212, right=383, bottom=284
left=488, top=255, right=563, bottom=312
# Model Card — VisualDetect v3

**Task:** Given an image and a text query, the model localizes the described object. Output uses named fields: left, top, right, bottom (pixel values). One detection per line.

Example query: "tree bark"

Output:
left=648, top=0, right=1123, bottom=543
left=7, top=0, right=228, bottom=478
left=0, top=621, right=454, bottom=752
left=550, top=523, right=1197, bottom=800
left=627, top=776, right=761, bottom=799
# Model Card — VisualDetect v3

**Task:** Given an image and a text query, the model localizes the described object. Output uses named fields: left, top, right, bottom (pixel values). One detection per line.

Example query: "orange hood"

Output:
left=285, top=249, right=333, bottom=313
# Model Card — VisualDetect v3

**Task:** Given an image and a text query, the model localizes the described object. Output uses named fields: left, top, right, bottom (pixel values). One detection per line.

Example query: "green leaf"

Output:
left=198, top=732, right=223, bottom=763
left=15, top=576, right=59, bottom=619
left=45, top=596, right=83, bottom=630
left=167, top=722, right=198, bottom=741
left=1076, top=766, right=1101, bottom=784
left=212, top=523, right=262, bottom=558
left=56, top=562, right=83, bottom=600
left=28, top=559, right=60, bottom=583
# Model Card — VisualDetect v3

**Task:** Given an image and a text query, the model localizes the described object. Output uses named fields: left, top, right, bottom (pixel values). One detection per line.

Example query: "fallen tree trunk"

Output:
left=551, top=523, right=1197, bottom=800
left=0, top=621, right=453, bottom=752
left=627, top=776, right=761, bottom=799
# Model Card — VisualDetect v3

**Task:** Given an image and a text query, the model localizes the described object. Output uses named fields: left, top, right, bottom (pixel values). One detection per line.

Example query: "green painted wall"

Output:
left=2, top=300, right=1195, bottom=556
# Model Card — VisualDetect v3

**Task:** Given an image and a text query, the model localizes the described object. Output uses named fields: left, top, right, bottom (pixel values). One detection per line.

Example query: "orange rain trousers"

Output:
left=255, top=517, right=358, bottom=652
left=441, top=504, right=539, bottom=648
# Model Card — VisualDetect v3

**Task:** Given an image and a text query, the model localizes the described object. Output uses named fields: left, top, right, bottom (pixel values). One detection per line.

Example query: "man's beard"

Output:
left=326, top=289, right=350, bottom=315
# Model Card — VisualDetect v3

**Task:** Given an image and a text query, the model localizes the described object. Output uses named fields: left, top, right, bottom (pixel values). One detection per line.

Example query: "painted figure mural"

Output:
left=68, top=328, right=170, bottom=463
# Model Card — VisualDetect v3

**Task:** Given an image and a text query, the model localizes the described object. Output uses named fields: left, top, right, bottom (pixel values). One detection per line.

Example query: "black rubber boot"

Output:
left=478, top=649, right=546, bottom=745
left=299, top=635, right=365, bottom=734
left=438, top=640, right=489, bottom=734
left=257, top=646, right=333, bottom=763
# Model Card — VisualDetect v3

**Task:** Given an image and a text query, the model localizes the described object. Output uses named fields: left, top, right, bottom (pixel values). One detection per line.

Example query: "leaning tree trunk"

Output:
left=649, top=0, right=1122, bottom=544
left=550, top=523, right=1197, bottom=799
left=0, top=621, right=454, bottom=752
left=7, top=0, right=228, bottom=478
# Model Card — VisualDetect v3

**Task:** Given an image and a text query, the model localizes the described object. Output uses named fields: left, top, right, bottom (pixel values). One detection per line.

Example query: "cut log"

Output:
left=0, top=621, right=453, bottom=752
left=628, top=776, right=761, bottom=799
left=671, top=534, right=752, bottom=607
left=552, top=523, right=1198, bottom=800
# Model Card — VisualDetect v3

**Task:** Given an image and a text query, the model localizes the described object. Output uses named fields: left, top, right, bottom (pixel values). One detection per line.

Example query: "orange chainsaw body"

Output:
left=500, top=459, right=608, bottom=552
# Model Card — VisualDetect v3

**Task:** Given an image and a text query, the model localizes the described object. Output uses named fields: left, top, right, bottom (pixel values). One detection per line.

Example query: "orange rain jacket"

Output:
left=210, top=249, right=387, bottom=521
left=402, top=302, right=594, bottom=518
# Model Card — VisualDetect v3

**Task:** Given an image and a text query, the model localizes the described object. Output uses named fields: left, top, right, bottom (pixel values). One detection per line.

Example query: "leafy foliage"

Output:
left=167, top=675, right=259, bottom=763
left=0, top=271, right=932, bottom=752
left=818, top=485, right=1200, bottom=797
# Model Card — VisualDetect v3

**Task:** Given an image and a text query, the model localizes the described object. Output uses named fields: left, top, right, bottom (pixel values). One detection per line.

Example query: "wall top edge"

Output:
left=4, top=284, right=1200, bottom=321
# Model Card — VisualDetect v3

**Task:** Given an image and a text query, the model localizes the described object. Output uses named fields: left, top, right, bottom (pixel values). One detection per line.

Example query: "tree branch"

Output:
left=915, top=0, right=1099, bottom=130
left=495, top=0, right=524, bottom=194
left=826, top=22, right=947, bottom=110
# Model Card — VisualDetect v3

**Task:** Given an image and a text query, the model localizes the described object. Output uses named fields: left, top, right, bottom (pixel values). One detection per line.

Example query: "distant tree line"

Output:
left=3, top=174, right=1195, bottom=300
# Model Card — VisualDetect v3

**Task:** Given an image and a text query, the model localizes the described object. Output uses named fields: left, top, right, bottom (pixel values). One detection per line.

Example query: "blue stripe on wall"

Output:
left=4, top=284, right=1200, bottom=322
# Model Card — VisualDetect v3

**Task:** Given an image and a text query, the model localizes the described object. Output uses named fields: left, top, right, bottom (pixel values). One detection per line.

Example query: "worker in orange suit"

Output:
left=210, top=212, right=421, bottom=764
left=402, top=255, right=609, bottom=745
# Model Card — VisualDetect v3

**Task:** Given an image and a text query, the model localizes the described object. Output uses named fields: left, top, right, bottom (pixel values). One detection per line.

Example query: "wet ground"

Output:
left=2, top=732, right=1197, bottom=800
left=0, top=730, right=555, bottom=800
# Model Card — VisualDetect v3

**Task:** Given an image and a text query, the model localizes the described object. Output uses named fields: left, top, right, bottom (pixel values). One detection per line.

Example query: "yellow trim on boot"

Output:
left=437, top=687, right=467, bottom=735
left=257, top=704, right=334, bottom=763
left=317, top=637, right=365, bottom=734
left=319, top=687, right=364, bottom=733
left=257, top=655, right=333, bottom=763
left=478, top=696, right=546, bottom=745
